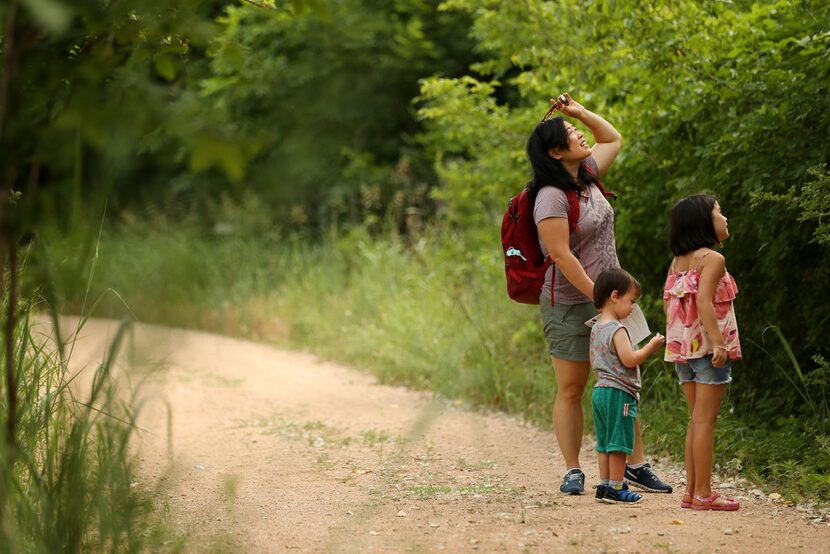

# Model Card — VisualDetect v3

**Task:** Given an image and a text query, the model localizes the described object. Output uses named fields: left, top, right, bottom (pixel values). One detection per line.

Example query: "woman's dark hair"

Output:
left=526, top=116, right=595, bottom=203
left=593, top=268, right=641, bottom=309
left=669, top=193, right=719, bottom=256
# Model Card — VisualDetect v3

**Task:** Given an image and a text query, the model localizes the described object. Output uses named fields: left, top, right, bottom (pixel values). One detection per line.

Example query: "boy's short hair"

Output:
left=669, top=193, right=719, bottom=256
left=593, top=268, right=641, bottom=309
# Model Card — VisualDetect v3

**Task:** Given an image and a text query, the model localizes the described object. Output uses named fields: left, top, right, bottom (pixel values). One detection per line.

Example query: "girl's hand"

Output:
left=712, top=346, right=727, bottom=368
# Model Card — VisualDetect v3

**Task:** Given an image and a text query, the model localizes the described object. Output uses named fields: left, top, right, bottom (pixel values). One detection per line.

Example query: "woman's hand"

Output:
left=537, top=217, right=596, bottom=299
left=548, top=91, right=621, bottom=176
left=549, top=93, right=585, bottom=118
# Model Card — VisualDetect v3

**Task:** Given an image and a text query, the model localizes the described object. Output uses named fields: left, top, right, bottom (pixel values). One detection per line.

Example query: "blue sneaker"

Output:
left=624, top=463, right=673, bottom=493
left=559, top=469, right=585, bottom=495
left=601, top=483, right=643, bottom=504
left=594, top=484, right=608, bottom=502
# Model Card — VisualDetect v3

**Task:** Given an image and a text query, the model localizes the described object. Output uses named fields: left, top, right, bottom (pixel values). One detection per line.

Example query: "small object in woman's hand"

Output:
left=543, top=92, right=574, bottom=122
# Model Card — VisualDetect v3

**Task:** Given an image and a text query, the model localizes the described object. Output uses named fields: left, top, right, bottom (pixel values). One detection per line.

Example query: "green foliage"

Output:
left=195, top=0, right=476, bottom=229
left=4, top=0, right=477, bottom=243
left=2, top=0, right=225, bottom=237
left=752, top=163, right=830, bottom=245
left=417, top=0, right=830, bottom=432
left=44, top=220, right=288, bottom=340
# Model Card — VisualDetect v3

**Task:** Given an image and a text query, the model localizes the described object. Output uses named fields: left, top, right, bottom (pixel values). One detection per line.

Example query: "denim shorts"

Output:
left=540, top=299, right=597, bottom=362
left=675, top=355, right=732, bottom=385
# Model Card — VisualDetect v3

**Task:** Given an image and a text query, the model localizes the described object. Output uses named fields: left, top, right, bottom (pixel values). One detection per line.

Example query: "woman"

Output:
left=527, top=94, right=672, bottom=496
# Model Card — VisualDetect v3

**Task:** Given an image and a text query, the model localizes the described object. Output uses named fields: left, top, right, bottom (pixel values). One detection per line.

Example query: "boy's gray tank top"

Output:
left=590, top=321, right=641, bottom=401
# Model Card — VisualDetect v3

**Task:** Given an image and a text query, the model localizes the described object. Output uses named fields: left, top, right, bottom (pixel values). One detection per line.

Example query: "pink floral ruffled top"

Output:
left=663, top=253, right=742, bottom=363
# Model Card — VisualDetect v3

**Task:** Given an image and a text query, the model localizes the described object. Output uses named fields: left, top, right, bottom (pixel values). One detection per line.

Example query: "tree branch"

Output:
left=0, top=0, right=19, bottom=139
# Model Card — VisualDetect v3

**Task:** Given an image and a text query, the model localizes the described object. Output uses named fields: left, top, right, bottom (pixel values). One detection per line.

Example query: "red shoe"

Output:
left=681, top=492, right=693, bottom=509
left=692, top=491, right=740, bottom=511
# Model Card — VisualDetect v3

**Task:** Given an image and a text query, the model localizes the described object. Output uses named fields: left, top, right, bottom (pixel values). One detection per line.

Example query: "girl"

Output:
left=664, top=194, right=741, bottom=511
left=590, top=269, right=665, bottom=503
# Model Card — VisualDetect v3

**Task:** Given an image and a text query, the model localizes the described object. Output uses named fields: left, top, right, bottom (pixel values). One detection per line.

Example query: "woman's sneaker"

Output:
left=601, top=483, right=643, bottom=504
left=559, top=469, right=585, bottom=495
left=624, top=463, right=673, bottom=493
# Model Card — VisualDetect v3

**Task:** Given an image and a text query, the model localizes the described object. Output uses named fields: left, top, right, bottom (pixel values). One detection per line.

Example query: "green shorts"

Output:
left=540, top=300, right=597, bottom=362
left=591, top=386, right=638, bottom=455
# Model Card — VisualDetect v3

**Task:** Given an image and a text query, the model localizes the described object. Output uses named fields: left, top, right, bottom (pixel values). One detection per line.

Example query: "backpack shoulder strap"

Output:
left=564, top=190, right=580, bottom=233
left=580, top=161, right=617, bottom=200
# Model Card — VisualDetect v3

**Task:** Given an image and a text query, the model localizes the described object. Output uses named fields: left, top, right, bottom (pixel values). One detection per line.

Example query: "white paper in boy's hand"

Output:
left=621, top=304, right=651, bottom=345
left=584, top=304, right=652, bottom=345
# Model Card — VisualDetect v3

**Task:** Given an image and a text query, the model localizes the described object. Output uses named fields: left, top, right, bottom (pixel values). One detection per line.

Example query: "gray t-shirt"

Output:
left=590, top=320, right=641, bottom=401
left=532, top=157, right=619, bottom=305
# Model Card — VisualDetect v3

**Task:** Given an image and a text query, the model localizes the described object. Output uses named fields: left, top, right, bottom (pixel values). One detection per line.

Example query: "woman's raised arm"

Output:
left=557, top=98, right=621, bottom=176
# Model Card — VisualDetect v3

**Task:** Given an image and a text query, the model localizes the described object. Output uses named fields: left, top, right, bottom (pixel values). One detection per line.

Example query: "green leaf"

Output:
left=20, top=0, right=72, bottom=34
left=154, top=54, right=177, bottom=81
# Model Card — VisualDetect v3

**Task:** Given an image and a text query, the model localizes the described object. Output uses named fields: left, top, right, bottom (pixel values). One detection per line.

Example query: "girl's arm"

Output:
left=537, top=217, right=594, bottom=298
left=696, top=251, right=728, bottom=367
left=613, top=328, right=666, bottom=369
left=558, top=100, right=622, bottom=176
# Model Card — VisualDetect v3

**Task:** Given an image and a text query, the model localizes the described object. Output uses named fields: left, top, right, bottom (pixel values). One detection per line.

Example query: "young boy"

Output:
left=590, top=268, right=665, bottom=503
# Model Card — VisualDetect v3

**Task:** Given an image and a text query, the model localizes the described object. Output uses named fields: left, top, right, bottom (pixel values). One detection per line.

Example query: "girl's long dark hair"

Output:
left=525, top=116, right=595, bottom=204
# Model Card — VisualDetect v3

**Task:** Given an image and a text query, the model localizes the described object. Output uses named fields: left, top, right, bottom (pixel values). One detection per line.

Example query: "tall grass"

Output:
left=50, top=221, right=830, bottom=504
left=54, top=223, right=559, bottom=423
left=0, top=308, right=168, bottom=551
left=0, top=229, right=179, bottom=552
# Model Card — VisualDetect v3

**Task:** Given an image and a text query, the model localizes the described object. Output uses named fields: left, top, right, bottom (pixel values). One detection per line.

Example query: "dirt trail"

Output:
left=57, top=317, right=828, bottom=553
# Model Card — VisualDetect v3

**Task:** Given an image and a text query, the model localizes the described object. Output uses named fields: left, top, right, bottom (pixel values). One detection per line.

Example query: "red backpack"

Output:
left=501, top=162, right=614, bottom=305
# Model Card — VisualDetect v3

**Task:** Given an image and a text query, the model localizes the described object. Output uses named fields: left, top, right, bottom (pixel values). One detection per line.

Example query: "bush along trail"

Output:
left=62, top=318, right=830, bottom=553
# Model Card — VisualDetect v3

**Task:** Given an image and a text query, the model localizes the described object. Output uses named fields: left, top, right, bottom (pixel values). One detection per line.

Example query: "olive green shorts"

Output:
left=539, top=300, right=597, bottom=362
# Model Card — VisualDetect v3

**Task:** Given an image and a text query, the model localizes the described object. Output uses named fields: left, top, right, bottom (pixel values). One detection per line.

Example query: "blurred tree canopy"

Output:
left=199, top=0, right=476, bottom=228
left=1, top=0, right=220, bottom=234
left=416, top=0, right=830, bottom=414
left=1, top=0, right=476, bottom=238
